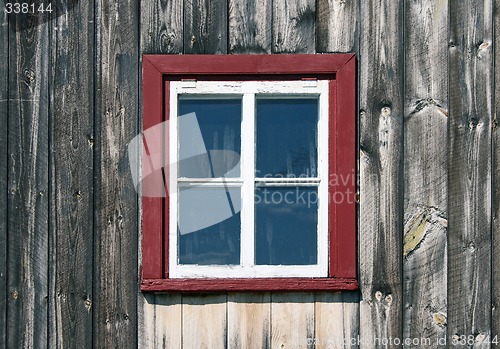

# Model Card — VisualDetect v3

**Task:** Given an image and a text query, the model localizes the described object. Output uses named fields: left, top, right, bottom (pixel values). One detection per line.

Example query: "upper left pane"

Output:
left=178, top=99, right=242, bottom=178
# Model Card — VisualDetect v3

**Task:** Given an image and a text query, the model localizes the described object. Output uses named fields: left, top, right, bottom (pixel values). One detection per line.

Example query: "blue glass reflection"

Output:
left=256, top=99, right=318, bottom=178
left=255, top=187, right=318, bottom=265
left=178, top=187, right=241, bottom=265
left=178, top=99, right=241, bottom=178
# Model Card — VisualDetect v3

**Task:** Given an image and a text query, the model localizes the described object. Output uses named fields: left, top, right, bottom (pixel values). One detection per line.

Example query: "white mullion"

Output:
left=169, top=83, right=179, bottom=276
left=240, top=92, right=255, bottom=268
left=317, top=80, right=329, bottom=276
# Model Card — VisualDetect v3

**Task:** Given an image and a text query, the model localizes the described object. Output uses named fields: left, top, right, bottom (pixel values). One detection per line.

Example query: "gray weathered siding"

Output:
left=0, top=0, right=499, bottom=348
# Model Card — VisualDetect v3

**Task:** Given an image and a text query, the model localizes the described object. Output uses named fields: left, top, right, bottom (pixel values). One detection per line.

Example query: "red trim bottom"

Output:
left=141, top=278, right=358, bottom=292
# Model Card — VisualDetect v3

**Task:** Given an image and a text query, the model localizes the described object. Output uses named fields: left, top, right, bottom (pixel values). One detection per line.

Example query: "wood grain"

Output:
left=229, top=0, right=272, bottom=53
left=271, top=293, right=315, bottom=349
left=47, top=1, right=95, bottom=347
left=272, top=0, right=316, bottom=53
left=227, top=293, right=271, bottom=348
left=316, top=0, right=357, bottom=53
left=7, top=13, right=50, bottom=348
left=494, top=0, right=500, bottom=341
left=0, top=8, right=8, bottom=349
left=139, top=293, right=182, bottom=349
left=182, top=294, right=227, bottom=348
left=315, top=292, right=360, bottom=349
left=403, top=0, right=448, bottom=347
left=141, top=0, right=183, bottom=54
left=184, top=0, right=228, bottom=54
left=448, top=0, right=493, bottom=347
left=94, top=0, right=139, bottom=347
left=358, top=0, right=404, bottom=347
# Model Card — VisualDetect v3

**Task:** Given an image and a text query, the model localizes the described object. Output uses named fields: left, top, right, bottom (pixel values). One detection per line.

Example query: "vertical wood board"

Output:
left=271, top=293, right=315, bottom=349
left=228, top=0, right=272, bottom=54
left=358, top=0, right=404, bottom=347
left=493, top=0, right=500, bottom=341
left=93, top=0, right=139, bottom=347
left=184, top=0, right=228, bottom=54
left=7, top=15, right=50, bottom=349
left=47, top=1, right=95, bottom=348
left=227, top=293, right=271, bottom=349
left=0, top=8, right=8, bottom=349
left=402, top=0, right=448, bottom=347
left=140, top=0, right=183, bottom=54
left=316, top=0, right=358, bottom=53
left=272, top=0, right=316, bottom=53
left=182, top=294, right=227, bottom=349
left=448, top=0, right=493, bottom=346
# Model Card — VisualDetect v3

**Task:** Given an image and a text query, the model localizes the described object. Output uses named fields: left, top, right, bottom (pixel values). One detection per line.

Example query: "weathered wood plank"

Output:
left=227, top=293, right=271, bottom=348
left=272, top=0, right=316, bottom=53
left=270, top=293, right=315, bottom=349
left=182, top=294, right=227, bottom=348
left=448, top=0, right=493, bottom=347
left=0, top=8, right=8, bottom=349
left=184, top=0, right=227, bottom=54
left=94, top=0, right=139, bottom=347
left=358, top=0, right=404, bottom=347
left=228, top=0, right=272, bottom=54
left=494, top=0, right=500, bottom=342
left=316, top=0, right=357, bottom=53
left=139, top=293, right=182, bottom=349
left=141, top=0, right=183, bottom=54
left=138, top=0, right=182, bottom=347
left=315, top=292, right=360, bottom=349
left=47, top=1, right=95, bottom=348
left=7, top=14, right=50, bottom=349
left=402, top=0, right=448, bottom=347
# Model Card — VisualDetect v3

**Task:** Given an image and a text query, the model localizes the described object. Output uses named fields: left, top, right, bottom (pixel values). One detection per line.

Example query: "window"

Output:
left=141, top=54, right=357, bottom=291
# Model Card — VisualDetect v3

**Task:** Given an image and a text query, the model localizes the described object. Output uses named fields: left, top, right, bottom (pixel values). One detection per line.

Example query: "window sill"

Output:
left=141, top=277, right=358, bottom=292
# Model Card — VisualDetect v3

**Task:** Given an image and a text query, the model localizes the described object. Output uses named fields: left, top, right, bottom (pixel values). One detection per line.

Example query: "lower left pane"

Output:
left=178, top=186, right=241, bottom=265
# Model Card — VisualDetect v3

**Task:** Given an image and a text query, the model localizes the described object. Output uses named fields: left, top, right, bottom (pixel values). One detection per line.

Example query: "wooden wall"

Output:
left=0, top=0, right=499, bottom=347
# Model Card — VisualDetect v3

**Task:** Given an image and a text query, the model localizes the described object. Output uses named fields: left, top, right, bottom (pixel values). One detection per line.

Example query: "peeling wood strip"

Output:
left=448, top=0, right=493, bottom=346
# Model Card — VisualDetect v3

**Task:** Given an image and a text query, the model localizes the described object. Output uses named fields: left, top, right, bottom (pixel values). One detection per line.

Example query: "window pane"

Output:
left=256, top=99, right=318, bottom=178
left=255, top=187, right=318, bottom=265
left=178, top=99, right=241, bottom=178
left=178, top=186, right=241, bottom=265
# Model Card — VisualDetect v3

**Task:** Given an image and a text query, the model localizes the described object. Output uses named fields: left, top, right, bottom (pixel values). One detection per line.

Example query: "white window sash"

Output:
left=169, top=80, right=329, bottom=278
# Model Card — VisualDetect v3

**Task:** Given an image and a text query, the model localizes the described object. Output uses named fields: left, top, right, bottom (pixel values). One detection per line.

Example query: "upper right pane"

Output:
left=255, top=98, right=318, bottom=178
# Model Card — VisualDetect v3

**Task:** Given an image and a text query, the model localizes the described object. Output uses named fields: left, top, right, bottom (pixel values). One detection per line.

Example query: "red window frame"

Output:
left=141, top=54, right=357, bottom=292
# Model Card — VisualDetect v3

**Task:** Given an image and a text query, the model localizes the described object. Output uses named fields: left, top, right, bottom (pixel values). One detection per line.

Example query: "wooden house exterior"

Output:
left=0, top=0, right=499, bottom=347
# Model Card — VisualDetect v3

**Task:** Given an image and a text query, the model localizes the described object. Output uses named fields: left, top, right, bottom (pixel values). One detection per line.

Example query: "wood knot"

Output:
left=479, top=41, right=490, bottom=50
left=11, top=290, right=18, bottom=300
left=375, top=291, right=382, bottom=301
left=385, top=294, right=393, bottom=304
left=433, top=312, right=447, bottom=326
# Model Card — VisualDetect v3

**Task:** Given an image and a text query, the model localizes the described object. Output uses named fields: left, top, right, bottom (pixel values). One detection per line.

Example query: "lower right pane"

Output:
left=255, top=187, right=318, bottom=265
